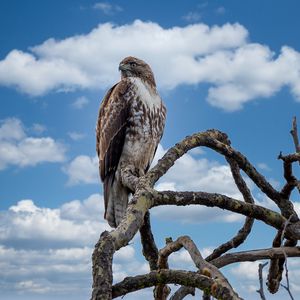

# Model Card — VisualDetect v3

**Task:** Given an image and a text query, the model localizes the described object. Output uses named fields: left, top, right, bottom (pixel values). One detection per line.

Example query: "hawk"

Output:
left=96, top=56, right=166, bottom=228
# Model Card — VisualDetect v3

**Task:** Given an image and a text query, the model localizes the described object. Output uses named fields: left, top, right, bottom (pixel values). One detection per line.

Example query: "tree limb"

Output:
left=139, top=211, right=159, bottom=271
left=112, top=269, right=243, bottom=300
left=169, top=286, right=195, bottom=300
left=211, top=246, right=300, bottom=268
left=157, top=235, right=241, bottom=299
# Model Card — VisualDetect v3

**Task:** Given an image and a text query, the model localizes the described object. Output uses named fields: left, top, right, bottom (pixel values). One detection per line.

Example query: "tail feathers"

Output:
left=104, top=178, right=129, bottom=228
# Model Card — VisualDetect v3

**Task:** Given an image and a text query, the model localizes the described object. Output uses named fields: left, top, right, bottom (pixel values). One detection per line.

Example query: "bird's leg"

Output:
left=119, top=162, right=139, bottom=192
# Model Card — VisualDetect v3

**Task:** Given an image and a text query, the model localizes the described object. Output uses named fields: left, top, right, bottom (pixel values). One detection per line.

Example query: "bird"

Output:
left=96, top=56, right=166, bottom=228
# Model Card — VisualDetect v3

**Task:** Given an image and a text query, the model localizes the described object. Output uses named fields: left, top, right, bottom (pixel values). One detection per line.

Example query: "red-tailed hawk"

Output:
left=96, top=57, right=166, bottom=227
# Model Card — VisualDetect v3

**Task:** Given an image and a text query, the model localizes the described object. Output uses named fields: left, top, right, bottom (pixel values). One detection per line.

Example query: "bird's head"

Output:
left=119, top=56, right=156, bottom=88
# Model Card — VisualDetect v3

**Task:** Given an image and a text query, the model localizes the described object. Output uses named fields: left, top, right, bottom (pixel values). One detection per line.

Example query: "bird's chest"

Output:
left=127, top=79, right=163, bottom=140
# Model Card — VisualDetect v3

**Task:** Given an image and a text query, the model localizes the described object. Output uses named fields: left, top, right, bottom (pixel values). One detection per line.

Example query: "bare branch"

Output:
left=139, top=211, right=158, bottom=271
left=153, top=190, right=286, bottom=231
left=256, top=262, right=268, bottom=300
left=169, top=286, right=195, bottom=300
left=91, top=231, right=115, bottom=300
left=157, top=236, right=241, bottom=299
left=211, top=247, right=300, bottom=268
left=145, top=129, right=297, bottom=220
left=290, top=116, right=300, bottom=155
left=267, top=216, right=295, bottom=294
left=112, top=269, right=243, bottom=300
left=280, top=254, right=295, bottom=300
left=279, top=152, right=300, bottom=196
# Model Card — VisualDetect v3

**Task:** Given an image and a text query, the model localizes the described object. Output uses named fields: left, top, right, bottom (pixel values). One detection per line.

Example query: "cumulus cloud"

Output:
left=0, top=118, right=66, bottom=170
left=0, top=194, right=150, bottom=298
left=0, top=21, right=246, bottom=96
left=0, top=20, right=300, bottom=110
left=71, top=96, right=89, bottom=109
left=63, top=155, right=99, bottom=185
left=0, top=194, right=108, bottom=248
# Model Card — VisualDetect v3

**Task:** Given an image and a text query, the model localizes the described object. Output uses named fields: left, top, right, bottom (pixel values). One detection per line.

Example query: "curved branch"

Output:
left=145, top=129, right=298, bottom=220
left=211, top=246, right=300, bottom=268
left=112, top=269, right=243, bottom=300
left=152, top=190, right=287, bottom=232
left=157, top=235, right=240, bottom=298
left=169, top=286, right=195, bottom=300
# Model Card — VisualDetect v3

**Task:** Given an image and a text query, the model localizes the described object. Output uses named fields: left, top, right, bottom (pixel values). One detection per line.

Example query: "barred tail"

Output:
left=104, top=177, right=129, bottom=228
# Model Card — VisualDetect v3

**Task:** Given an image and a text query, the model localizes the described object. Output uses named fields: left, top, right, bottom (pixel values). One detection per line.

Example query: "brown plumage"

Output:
left=96, top=57, right=166, bottom=227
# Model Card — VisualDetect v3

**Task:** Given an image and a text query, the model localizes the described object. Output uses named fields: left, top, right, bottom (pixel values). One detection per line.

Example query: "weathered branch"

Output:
left=91, top=231, right=115, bottom=300
left=211, top=246, right=300, bottom=268
left=169, top=286, right=195, bottom=300
left=112, top=269, right=243, bottom=300
left=279, top=152, right=300, bottom=196
left=139, top=211, right=158, bottom=271
left=280, top=249, right=295, bottom=300
left=145, top=129, right=298, bottom=220
left=153, top=190, right=285, bottom=230
left=91, top=127, right=300, bottom=299
left=256, top=262, right=268, bottom=300
left=290, top=116, right=300, bottom=155
left=157, top=235, right=241, bottom=299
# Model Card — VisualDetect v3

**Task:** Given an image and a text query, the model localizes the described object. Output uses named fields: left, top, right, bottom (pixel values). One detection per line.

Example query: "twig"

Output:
left=267, top=216, right=294, bottom=293
left=256, top=262, right=268, bottom=300
left=280, top=252, right=295, bottom=300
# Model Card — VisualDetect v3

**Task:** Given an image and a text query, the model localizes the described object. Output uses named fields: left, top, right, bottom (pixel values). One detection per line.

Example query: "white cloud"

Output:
left=93, top=2, right=122, bottom=15
left=0, top=20, right=300, bottom=110
left=72, top=96, right=89, bottom=109
left=63, top=155, right=99, bottom=185
left=0, top=20, right=247, bottom=96
left=0, top=194, right=108, bottom=247
left=182, top=12, right=202, bottom=23
left=0, top=118, right=66, bottom=170
left=68, top=131, right=85, bottom=141
left=257, top=162, right=271, bottom=171
left=0, top=194, right=152, bottom=298
left=31, top=123, right=46, bottom=134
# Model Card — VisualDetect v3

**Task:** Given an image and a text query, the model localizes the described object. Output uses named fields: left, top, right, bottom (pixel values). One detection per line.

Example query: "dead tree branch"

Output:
left=91, top=127, right=300, bottom=300
left=169, top=286, right=195, bottom=300
left=256, top=262, right=268, bottom=300
left=211, top=247, right=300, bottom=268
left=112, top=269, right=243, bottom=300
left=290, top=116, right=300, bottom=154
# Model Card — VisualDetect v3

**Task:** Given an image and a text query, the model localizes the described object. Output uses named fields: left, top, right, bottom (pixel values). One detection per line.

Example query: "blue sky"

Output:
left=1, top=1, right=300, bottom=299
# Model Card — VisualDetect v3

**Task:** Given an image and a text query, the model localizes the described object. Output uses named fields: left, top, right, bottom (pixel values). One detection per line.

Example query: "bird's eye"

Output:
left=129, top=62, right=137, bottom=67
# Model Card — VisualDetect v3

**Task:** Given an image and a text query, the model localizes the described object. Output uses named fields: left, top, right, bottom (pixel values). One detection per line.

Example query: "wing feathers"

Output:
left=96, top=80, right=132, bottom=217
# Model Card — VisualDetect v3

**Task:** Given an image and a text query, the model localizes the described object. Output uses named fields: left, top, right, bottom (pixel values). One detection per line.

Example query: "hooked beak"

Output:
left=119, top=63, right=130, bottom=72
